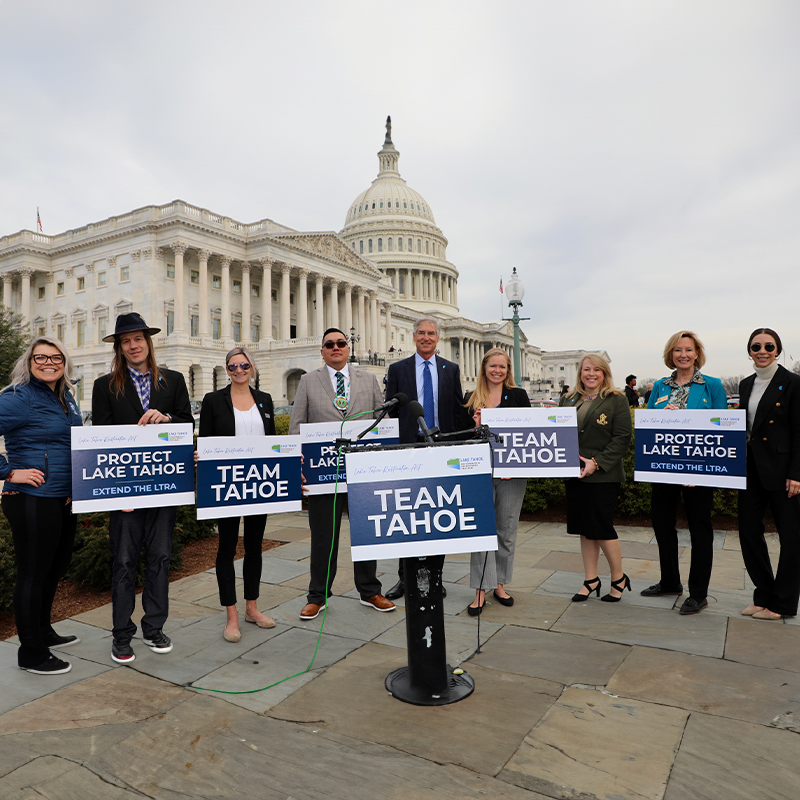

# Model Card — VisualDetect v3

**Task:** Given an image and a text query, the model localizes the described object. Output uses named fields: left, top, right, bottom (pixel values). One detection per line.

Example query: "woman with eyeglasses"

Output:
left=0, top=337, right=82, bottom=675
left=738, top=328, right=800, bottom=621
left=198, top=347, right=277, bottom=641
left=641, top=331, right=727, bottom=615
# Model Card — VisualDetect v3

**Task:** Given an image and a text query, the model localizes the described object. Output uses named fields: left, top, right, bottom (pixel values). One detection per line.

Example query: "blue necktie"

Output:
left=422, top=360, right=435, bottom=430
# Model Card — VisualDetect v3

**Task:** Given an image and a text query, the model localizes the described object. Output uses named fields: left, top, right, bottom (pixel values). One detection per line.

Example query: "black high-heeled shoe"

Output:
left=572, top=577, right=601, bottom=602
left=600, top=574, right=631, bottom=603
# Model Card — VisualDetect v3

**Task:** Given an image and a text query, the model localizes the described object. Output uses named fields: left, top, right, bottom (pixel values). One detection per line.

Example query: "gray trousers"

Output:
left=470, top=478, right=527, bottom=590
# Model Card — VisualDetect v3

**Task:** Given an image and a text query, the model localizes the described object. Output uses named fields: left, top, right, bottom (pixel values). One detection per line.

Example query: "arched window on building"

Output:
left=388, top=237, right=393, bottom=251
left=425, top=240, right=429, bottom=254
left=399, top=274, right=405, bottom=294
left=408, top=238, right=412, bottom=251
left=398, top=237, right=403, bottom=251
left=360, top=240, right=364, bottom=254
left=417, top=239, right=421, bottom=253
left=378, top=238, right=383, bottom=252
left=369, top=239, right=373, bottom=253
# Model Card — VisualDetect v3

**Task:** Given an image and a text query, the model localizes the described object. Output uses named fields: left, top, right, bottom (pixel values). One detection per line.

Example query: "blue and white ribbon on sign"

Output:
left=634, top=410, right=746, bottom=489
left=196, top=436, right=303, bottom=520
left=345, top=442, right=497, bottom=561
left=71, top=424, right=195, bottom=512
left=481, top=407, right=580, bottom=478
left=299, top=419, right=399, bottom=495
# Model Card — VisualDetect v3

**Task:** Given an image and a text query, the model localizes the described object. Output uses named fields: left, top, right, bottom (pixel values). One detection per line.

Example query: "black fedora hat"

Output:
left=103, top=312, right=161, bottom=343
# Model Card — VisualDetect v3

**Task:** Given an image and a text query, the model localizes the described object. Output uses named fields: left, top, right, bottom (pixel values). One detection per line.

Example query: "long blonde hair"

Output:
left=567, top=353, right=621, bottom=400
left=465, top=348, right=516, bottom=413
left=7, top=336, right=76, bottom=403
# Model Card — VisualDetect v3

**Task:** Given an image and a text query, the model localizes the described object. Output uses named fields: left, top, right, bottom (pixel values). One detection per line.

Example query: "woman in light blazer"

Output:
left=560, top=354, right=632, bottom=602
left=737, top=328, right=800, bottom=620
left=641, top=331, right=727, bottom=615
left=199, top=347, right=277, bottom=641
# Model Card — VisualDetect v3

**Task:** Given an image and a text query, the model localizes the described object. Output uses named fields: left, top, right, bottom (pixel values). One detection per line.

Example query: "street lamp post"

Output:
left=503, top=267, right=530, bottom=385
left=349, top=326, right=360, bottom=363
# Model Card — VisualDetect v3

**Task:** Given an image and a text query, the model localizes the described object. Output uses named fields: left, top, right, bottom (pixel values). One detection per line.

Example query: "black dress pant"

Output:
left=216, top=514, right=267, bottom=607
left=651, top=483, right=714, bottom=599
left=109, top=507, right=176, bottom=642
left=2, top=494, right=76, bottom=667
left=738, top=450, right=800, bottom=616
left=307, top=494, right=381, bottom=605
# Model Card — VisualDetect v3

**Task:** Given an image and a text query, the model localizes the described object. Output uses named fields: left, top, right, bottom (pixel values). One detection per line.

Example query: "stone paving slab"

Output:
left=520, top=532, right=582, bottom=553
left=500, top=687, right=688, bottom=800
left=166, top=571, right=228, bottom=604
left=72, top=594, right=220, bottom=631
left=529, top=550, right=608, bottom=574
left=553, top=601, right=728, bottom=657
left=473, top=625, right=631, bottom=686
left=535, top=571, right=681, bottom=609
left=0, top=669, right=189, bottom=735
left=724, top=615, right=800, bottom=672
left=190, top=627, right=365, bottom=714
left=220, top=554, right=310, bottom=583
left=697, top=586, right=753, bottom=618
left=615, top=540, right=670, bottom=560
left=269, top=641, right=563, bottom=777
left=675, top=529, right=727, bottom=549
left=186, top=580, right=305, bottom=612
left=664, top=712, right=800, bottom=800
left=501, top=566, right=555, bottom=592
left=0, top=641, right=112, bottom=716
left=462, top=591, right=570, bottom=630
left=269, top=593, right=406, bottom=641
left=606, top=646, right=800, bottom=729
left=261, top=539, right=311, bottom=559
left=372, top=613, right=504, bottom=665
left=500, top=547, right=558, bottom=569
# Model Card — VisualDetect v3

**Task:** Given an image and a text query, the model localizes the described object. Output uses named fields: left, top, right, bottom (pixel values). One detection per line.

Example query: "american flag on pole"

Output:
left=499, top=278, right=503, bottom=294
left=37, top=207, right=43, bottom=232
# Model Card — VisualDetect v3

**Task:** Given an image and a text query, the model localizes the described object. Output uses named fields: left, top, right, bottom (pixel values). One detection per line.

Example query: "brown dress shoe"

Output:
left=359, top=594, right=396, bottom=612
left=299, top=602, right=326, bottom=620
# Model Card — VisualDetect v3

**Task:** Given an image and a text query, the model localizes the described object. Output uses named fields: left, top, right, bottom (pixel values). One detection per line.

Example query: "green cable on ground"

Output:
left=191, top=410, right=374, bottom=695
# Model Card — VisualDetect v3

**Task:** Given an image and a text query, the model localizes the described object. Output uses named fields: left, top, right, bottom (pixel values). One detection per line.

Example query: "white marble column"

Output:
left=18, top=268, right=32, bottom=331
left=171, top=242, right=187, bottom=333
left=219, top=256, right=232, bottom=340
left=357, top=290, right=366, bottom=353
left=296, top=268, right=308, bottom=338
left=453, top=279, right=458, bottom=307
left=259, top=257, right=273, bottom=340
left=280, top=263, right=291, bottom=340
left=343, top=283, right=353, bottom=334
left=329, top=278, right=339, bottom=329
left=369, top=292, right=378, bottom=353
left=198, top=250, right=210, bottom=337
left=314, top=274, right=324, bottom=336
left=2, top=273, right=13, bottom=309
left=384, top=304, right=392, bottom=351
left=458, top=336, right=465, bottom=372
left=241, top=262, right=252, bottom=342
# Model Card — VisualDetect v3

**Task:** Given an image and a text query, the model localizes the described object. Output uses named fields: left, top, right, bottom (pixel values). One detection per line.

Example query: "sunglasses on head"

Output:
left=227, top=362, right=252, bottom=372
left=749, top=343, right=776, bottom=353
left=32, top=353, right=65, bottom=365
left=323, top=339, right=348, bottom=350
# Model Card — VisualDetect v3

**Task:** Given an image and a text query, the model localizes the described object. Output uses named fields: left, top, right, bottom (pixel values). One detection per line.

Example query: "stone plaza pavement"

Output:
left=0, top=514, right=798, bottom=799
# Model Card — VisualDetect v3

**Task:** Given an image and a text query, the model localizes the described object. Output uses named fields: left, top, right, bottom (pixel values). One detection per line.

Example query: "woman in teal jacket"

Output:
left=641, top=331, right=727, bottom=614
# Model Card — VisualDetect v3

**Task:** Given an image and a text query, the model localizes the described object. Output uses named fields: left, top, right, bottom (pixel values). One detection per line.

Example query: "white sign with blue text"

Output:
left=634, top=410, right=747, bottom=489
left=481, top=407, right=581, bottom=478
left=71, top=424, right=195, bottom=512
left=196, top=436, right=303, bottom=520
left=346, top=443, right=497, bottom=561
left=299, top=419, right=399, bottom=495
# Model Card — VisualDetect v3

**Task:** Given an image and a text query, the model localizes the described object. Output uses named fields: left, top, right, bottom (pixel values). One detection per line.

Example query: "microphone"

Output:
left=408, top=399, right=435, bottom=442
left=374, top=392, right=409, bottom=413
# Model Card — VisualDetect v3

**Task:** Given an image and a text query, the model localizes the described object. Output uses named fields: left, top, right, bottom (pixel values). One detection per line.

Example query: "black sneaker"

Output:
left=142, top=631, right=173, bottom=654
left=111, top=640, right=136, bottom=664
left=19, top=655, right=72, bottom=675
left=44, top=631, right=81, bottom=648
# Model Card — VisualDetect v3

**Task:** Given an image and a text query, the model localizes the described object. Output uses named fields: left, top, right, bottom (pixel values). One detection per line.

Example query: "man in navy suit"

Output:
left=384, top=316, right=465, bottom=599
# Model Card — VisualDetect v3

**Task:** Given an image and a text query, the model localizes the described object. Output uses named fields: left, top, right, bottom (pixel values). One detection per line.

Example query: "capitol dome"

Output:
left=339, top=118, right=459, bottom=314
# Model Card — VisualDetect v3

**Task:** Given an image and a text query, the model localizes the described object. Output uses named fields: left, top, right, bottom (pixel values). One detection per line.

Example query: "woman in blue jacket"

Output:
left=641, top=331, right=727, bottom=614
left=0, top=337, right=82, bottom=675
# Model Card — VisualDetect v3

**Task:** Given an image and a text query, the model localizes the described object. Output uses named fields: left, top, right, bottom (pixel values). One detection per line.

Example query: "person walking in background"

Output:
left=463, top=348, right=530, bottom=615
left=560, top=355, right=632, bottom=603
left=737, top=328, right=800, bottom=620
left=0, top=337, right=82, bottom=675
left=383, top=316, right=464, bottom=600
left=92, top=313, right=193, bottom=664
left=641, top=331, right=727, bottom=614
left=288, top=328, right=396, bottom=621
left=199, top=347, right=277, bottom=642
left=624, top=374, right=639, bottom=408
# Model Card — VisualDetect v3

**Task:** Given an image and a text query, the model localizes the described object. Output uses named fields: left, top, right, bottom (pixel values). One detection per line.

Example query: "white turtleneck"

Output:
left=747, top=362, right=780, bottom=438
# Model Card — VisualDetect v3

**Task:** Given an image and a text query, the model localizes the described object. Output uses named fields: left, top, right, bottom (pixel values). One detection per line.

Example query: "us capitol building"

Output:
left=0, top=119, right=605, bottom=405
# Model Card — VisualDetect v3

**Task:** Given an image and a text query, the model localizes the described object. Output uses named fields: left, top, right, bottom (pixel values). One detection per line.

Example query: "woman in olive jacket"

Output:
left=559, top=354, right=632, bottom=602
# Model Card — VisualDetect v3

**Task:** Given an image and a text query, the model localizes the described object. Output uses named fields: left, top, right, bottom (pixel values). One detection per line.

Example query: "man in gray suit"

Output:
left=289, top=328, right=396, bottom=620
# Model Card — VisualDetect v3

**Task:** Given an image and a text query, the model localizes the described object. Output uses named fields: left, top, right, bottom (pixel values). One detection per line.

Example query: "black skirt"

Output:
left=565, top=480, right=621, bottom=540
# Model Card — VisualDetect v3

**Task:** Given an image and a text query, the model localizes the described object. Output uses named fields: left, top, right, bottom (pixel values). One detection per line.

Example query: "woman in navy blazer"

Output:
left=737, top=328, right=800, bottom=620
left=642, top=331, right=727, bottom=614
left=199, top=347, right=277, bottom=641
left=463, top=349, right=530, bottom=614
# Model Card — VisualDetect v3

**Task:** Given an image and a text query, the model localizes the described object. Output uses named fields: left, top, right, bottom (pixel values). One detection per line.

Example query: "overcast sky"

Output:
left=2, top=0, right=799, bottom=385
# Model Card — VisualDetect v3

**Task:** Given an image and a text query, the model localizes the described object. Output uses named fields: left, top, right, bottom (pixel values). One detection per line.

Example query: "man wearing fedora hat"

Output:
left=92, top=312, right=193, bottom=664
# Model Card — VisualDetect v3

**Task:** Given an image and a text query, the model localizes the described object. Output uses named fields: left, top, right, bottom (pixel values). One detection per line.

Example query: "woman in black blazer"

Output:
left=199, top=347, right=277, bottom=641
left=464, top=348, right=531, bottom=614
left=737, top=328, right=800, bottom=620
